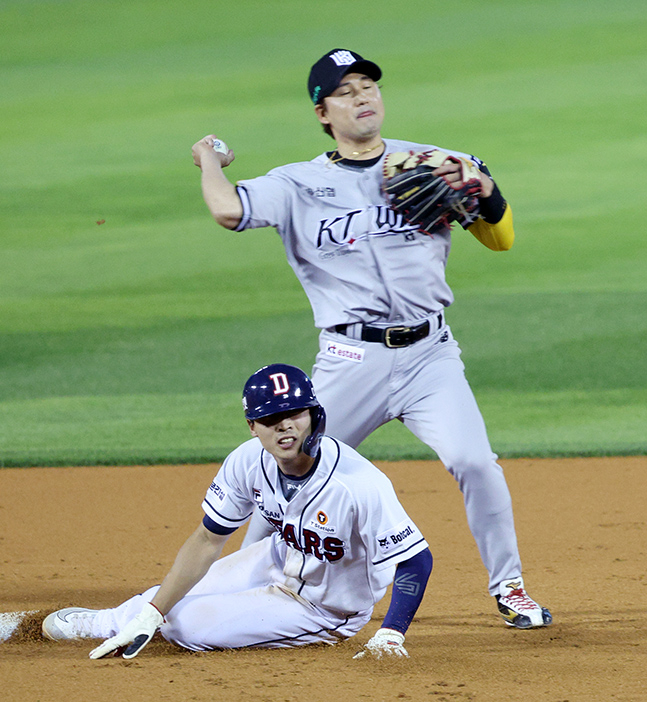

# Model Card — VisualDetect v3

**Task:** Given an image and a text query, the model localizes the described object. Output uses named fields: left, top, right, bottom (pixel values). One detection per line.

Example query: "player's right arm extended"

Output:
left=192, top=135, right=243, bottom=229
left=150, top=524, right=229, bottom=615
left=89, top=524, right=229, bottom=660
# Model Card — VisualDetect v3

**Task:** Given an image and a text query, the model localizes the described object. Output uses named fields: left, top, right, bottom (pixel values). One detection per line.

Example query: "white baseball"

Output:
left=212, top=138, right=229, bottom=155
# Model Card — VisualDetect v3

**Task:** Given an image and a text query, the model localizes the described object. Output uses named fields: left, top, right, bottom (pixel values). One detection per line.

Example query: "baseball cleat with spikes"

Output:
left=496, top=578, right=552, bottom=629
left=42, top=607, right=100, bottom=641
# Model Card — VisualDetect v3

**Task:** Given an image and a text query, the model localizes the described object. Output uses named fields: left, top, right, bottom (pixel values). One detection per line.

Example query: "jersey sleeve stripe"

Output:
left=235, top=185, right=251, bottom=231
left=372, top=537, right=428, bottom=566
left=294, top=440, right=342, bottom=596
left=202, top=514, right=238, bottom=535
left=202, top=497, right=253, bottom=524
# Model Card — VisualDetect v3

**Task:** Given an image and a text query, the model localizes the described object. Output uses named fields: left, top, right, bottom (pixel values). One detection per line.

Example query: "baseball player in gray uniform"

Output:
left=191, top=49, right=551, bottom=629
left=42, top=364, right=433, bottom=659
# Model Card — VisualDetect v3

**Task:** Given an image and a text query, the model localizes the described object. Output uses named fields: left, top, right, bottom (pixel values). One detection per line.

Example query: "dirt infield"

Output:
left=1, top=457, right=645, bottom=701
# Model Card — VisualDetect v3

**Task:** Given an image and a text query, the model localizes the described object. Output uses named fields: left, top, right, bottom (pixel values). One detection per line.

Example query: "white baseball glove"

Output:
left=89, top=602, right=164, bottom=660
left=353, top=627, right=409, bottom=659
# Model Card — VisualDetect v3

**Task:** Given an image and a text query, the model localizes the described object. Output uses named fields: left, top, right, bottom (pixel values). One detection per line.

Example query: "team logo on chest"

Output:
left=316, top=206, right=419, bottom=251
left=305, top=186, right=336, bottom=198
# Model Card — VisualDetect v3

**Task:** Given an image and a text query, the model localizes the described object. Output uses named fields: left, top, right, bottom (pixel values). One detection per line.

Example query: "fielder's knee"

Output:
left=443, top=452, right=503, bottom=492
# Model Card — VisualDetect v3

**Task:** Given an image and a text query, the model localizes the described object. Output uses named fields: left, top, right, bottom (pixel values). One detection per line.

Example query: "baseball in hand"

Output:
left=212, top=138, right=229, bottom=155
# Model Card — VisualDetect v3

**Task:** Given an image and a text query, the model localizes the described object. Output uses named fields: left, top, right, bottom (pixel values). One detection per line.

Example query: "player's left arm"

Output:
left=466, top=163, right=515, bottom=251
left=431, top=158, right=514, bottom=251
left=148, top=524, right=230, bottom=615
left=354, top=548, right=433, bottom=659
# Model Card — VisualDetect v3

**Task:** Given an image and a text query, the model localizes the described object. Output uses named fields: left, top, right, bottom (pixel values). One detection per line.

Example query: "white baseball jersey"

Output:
left=202, top=435, right=428, bottom=615
left=236, top=138, right=483, bottom=329
left=89, top=435, right=429, bottom=650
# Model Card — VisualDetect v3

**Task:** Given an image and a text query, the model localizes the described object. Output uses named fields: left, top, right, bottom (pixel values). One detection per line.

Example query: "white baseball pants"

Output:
left=90, top=537, right=369, bottom=650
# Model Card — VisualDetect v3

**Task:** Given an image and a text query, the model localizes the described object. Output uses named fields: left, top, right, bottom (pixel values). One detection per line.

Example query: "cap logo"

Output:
left=329, top=50, right=356, bottom=67
left=269, top=372, right=290, bottom=395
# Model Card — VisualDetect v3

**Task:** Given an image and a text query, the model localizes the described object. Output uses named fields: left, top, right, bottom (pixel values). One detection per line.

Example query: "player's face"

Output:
left=315, top=73, right=385, bottom=144
left=248, top=408, right=313, bottom=472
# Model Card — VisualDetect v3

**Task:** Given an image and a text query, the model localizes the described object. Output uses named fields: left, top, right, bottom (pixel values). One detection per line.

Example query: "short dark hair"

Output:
left=318, top=100, right=334, bottom=139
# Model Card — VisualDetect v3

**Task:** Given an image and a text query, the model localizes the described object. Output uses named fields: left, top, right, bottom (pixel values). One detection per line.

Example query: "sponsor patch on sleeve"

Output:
left=376, top=518, right=420, bottom=555
left=325, top=340, right=365, bottom=363
left=207, top=480, right=228, bottom=505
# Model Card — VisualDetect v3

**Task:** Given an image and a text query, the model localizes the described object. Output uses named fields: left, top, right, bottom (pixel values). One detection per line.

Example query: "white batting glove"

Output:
left=353, top=627, right=409, bottom=659
left=89, top=602, right=164, bottom=660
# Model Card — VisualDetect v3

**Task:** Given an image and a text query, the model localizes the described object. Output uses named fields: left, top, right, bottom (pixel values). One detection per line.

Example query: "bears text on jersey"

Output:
left=263, top=512, right=345, bottom=563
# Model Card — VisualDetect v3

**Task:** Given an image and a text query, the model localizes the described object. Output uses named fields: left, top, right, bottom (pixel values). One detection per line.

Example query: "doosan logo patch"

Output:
left=325, top=341, right=365, bottom=363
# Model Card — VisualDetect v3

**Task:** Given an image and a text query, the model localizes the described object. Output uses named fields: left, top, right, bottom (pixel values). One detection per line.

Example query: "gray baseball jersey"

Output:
left=235, top=138, right=525, bottom=597
left=236, top=138, right=482, bottom=329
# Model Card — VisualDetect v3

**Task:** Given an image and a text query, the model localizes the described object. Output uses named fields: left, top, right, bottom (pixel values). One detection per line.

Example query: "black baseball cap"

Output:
left=308, top=48, right=382, bottom=104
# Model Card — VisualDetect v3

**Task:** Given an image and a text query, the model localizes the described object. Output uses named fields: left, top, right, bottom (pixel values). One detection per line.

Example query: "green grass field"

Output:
left=1, top=0, right=646, bottom=466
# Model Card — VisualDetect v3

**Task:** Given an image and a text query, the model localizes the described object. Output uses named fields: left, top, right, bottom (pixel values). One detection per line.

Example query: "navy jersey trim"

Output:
left=235, top=185, right=251, bottom=231
left=296, top=440, right=342, bottom=595
left=203, top=497, right=253, bottom=524
left=477, top=161, right=490, bottom=176
left=297, top=440, right=341, bottom=527
left=372, top=537, right=427, bottom=566
left=202, top=514, right=238, bottom=535
left=260, top=450, right=278, bottom=496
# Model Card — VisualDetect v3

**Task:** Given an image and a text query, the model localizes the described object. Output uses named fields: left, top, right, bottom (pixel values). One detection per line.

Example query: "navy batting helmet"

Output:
left=242, top=364, right=326, bottom=457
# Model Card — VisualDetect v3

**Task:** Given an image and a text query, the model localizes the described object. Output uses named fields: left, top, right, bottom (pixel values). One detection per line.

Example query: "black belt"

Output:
left=334, top=313, right=442, bottom=349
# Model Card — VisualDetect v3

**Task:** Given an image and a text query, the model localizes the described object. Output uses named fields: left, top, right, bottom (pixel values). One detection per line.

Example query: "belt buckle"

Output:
left=384, top=326, right=410, bottom=348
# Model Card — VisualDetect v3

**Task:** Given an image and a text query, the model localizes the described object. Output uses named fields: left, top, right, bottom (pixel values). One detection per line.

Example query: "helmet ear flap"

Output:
left=302, top=405, right=326, bottom=457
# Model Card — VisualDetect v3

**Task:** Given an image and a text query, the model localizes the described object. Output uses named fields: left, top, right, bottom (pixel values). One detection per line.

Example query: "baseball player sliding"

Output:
left=42, top=365, right=433, bottom=658
left=191, top=49, right=551, bottom=629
